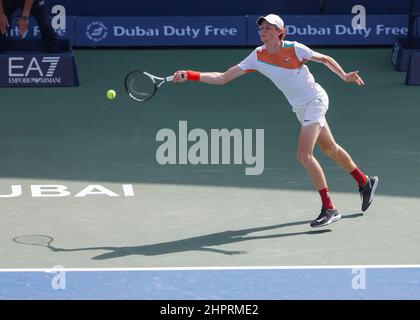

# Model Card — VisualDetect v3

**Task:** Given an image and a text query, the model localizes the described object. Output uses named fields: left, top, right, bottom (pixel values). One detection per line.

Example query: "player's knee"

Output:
left=297, top=150, right=314, bottom=165
left=319, top=142, right=339, bottom=157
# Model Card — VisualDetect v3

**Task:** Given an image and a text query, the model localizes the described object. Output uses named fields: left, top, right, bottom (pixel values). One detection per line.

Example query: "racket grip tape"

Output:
left=187, top=70, right=201, bottom=82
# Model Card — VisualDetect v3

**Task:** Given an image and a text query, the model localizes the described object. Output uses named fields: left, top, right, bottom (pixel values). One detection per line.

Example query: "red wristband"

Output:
left=187, top=70, right=201, bottom=82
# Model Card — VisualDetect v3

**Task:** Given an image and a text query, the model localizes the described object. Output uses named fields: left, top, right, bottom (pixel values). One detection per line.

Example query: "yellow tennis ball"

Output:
left=107, top=89, right=116, bottom=100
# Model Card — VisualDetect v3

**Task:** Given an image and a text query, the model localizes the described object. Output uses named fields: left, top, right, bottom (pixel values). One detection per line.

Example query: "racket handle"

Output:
left=166, top=75, right=174, bottom=82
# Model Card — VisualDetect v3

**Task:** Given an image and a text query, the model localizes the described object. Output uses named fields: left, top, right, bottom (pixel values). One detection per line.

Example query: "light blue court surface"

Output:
left=1, top=266, right=419, bottom=300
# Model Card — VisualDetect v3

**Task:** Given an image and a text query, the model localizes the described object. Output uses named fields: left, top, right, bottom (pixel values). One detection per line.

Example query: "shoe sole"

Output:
left=310, top=214, right=342, bottom=228
left=362, top=177, right=379, bottom=212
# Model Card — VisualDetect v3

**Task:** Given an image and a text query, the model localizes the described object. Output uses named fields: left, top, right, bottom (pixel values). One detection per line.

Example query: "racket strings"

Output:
left=125, top=71, right=156, bottom=101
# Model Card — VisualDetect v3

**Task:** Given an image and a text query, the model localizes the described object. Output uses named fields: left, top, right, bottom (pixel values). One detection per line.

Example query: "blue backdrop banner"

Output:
left=75, top=16, right=247, bottom=46
left=4, top=15, right=416, bottom=47
left=9, top=16, right=75, bottom=44
left=247, top=15, right=410, bottom=46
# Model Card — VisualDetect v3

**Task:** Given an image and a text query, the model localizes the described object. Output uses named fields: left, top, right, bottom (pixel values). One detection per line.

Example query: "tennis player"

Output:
left=173, top=14, right=379, bottom=227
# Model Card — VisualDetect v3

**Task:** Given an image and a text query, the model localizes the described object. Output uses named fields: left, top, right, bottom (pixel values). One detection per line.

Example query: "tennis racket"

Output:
left=125, top=71, right=182, bottom=102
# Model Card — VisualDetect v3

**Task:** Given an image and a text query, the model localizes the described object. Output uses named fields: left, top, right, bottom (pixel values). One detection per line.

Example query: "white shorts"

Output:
left=293, top=92, right=329, bottom=128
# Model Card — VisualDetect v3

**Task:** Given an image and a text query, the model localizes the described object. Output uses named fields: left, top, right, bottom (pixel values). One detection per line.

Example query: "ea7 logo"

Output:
left=8, top=57, right=61, bottom=77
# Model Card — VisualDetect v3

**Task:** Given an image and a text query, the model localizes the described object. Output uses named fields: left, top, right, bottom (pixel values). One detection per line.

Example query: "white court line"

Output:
left=0, top=265, right=420, bottom=272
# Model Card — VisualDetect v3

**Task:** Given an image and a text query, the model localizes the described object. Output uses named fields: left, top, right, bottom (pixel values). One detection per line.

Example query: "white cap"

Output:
left=256, top=14, right=284, bottom=29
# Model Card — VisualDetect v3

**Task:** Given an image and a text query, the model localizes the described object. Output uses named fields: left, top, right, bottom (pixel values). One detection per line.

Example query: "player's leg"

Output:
left=0, top=23, right=6, bottom=52
left=297, top=123, right=328, bottom=191
left=0, top=1, right=17, bottom=52
left=297, top=123, right=341, bottom=227
left=317, top=122, right=357, bottom=172
left=317, top=121, right=379, bottom=212
left=30, top=0, right=60, bottom=52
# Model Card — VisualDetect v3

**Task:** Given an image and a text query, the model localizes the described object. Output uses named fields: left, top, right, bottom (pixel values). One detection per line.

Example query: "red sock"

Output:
left=350, top=167, right=368, bottom=187
left=319, top=187, right=335, bottom=209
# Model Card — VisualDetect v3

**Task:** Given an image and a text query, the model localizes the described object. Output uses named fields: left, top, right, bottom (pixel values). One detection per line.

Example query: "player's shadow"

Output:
left=13, top=213, right=362, bottom=260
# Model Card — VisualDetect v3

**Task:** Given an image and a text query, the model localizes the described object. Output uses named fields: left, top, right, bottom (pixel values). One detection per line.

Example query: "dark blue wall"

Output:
left=43, top=0, right=418, bottom=16
left=46, top=0, right=321, bottom=16
left=322, top=0, right=414, bottom=14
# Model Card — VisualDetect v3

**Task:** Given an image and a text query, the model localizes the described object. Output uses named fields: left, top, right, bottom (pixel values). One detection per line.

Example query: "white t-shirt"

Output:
left=238, top=41, right=326, bottom=108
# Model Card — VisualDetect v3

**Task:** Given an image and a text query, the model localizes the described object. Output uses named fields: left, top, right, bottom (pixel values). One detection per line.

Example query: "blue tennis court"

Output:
left=1, top=266, right=420, bottom=300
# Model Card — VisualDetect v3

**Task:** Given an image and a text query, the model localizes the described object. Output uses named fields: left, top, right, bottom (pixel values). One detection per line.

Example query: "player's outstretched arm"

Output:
left=310, top=51, right=365, bottom=86
left=173, top=65, right=246, bottom=85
